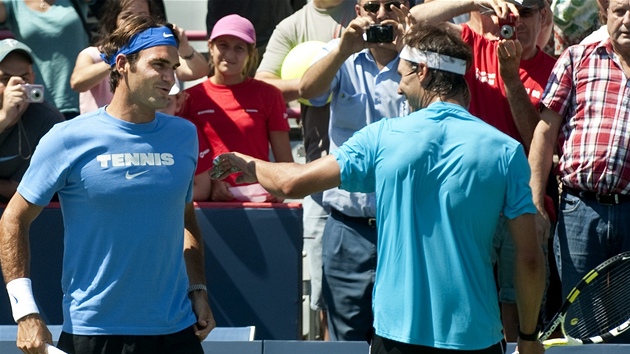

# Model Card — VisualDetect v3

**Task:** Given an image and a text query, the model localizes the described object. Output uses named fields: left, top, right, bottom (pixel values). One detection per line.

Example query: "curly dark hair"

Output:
left=402, top=22, right=473, bottom=108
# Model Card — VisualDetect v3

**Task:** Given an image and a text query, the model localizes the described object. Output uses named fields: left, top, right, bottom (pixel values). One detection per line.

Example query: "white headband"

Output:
left=399, top=46, right=467, bottom=75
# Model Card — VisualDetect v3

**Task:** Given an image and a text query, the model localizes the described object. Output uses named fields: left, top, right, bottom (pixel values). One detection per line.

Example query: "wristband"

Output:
left=6, top=278, right=40, bottom=322
left=518, top=327, right=540, bottom=341
left=187, top=284, right=207, bottom=294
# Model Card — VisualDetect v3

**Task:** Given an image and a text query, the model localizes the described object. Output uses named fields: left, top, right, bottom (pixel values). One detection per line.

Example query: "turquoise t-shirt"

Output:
left=2, top=0, right=89, bottom=114
left=332, top=102, right=536, bottom=349
left=18, top=108, right=199, bottom=335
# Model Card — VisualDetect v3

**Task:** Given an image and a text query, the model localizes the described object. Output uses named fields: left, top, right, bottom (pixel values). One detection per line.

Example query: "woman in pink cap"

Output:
left=178, top=14, right=293, bottom=202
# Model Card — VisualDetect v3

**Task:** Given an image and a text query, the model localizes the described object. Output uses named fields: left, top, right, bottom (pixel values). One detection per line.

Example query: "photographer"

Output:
left=298, top=0, right=411, bottom=341
left=0, top=39, right=64, bottom=203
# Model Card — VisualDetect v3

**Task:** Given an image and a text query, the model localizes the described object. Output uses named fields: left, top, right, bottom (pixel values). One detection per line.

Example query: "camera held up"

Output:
left=21, top=84, right=45, bottom=103
left=365, top=24, right=394, bottom=43
left=498, top=14, right=517, bottom=40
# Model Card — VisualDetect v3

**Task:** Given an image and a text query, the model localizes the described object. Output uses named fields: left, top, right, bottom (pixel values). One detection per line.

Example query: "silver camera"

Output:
left=21, top=84, right=45, bottom=103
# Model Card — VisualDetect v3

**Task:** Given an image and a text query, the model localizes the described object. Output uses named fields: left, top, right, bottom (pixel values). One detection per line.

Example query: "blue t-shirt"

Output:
left=18, top=108, right=199, bottom=335
left=311, top=39, right=408, bottom=217
left=332, top=102, right=536, bottom=349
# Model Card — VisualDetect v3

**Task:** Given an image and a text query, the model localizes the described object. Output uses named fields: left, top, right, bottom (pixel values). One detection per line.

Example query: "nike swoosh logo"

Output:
left=163, top=33, right=174, bottom=38
left=11, top=294, right=18, bottom=304
left=125, top=170, right=149, bottom=180
left=0, top=155, right=20, bottom=162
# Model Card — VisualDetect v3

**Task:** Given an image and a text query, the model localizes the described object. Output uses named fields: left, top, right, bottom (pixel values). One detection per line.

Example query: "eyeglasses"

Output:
left=362, top=1, right=402, bottom=14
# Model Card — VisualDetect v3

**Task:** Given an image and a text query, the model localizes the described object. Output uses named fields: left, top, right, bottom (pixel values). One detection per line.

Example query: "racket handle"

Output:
left=46, top=343, right=68, bottom=354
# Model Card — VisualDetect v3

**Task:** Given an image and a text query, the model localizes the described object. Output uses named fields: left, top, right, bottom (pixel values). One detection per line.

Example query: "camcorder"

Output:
left=498, top=14, right=517, bottom=40
left=365, top=24, right=394, bottom=43
left=21, top=84, right=45, bottom=103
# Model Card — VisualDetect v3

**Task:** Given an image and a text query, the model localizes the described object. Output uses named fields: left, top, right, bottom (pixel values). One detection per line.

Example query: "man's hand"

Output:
left=388, top=3, right=415, bottom=52
left=338, top=16, right=374, bottom=57
left=515, top=337, right=545, bottom=354
left=209, top=180, right=235, bottom=202
left=189, top=291, right=216, bottom=341
left=534, top=210, right=550, bottom=246
left=211, top=153, right=259, bottom=184
left=497, top=39, right=523, bottom=82
left=0, top=76, right=29, bottom=132
left=16, top=314, right=53, bottom=354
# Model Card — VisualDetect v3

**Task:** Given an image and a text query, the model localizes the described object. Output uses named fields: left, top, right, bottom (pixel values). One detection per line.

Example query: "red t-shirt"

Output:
left=179, top=78, right=289, bottom=185
left=461, top=24, right=556, bottom=144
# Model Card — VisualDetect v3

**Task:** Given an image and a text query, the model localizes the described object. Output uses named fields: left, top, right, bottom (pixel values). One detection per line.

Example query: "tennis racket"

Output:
left=538, top=251, right=630, bottom=348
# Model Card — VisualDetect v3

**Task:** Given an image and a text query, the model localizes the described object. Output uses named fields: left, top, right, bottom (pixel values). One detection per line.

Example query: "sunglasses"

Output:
left=362, top=1, right=402, bottom=13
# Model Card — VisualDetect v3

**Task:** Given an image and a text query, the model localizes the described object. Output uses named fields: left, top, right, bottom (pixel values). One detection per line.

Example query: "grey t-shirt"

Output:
left=257, top=1, right=355, bottom=162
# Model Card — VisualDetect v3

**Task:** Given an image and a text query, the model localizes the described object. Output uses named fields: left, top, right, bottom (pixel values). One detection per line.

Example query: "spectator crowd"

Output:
left=1, top=0, right=630, bottom=354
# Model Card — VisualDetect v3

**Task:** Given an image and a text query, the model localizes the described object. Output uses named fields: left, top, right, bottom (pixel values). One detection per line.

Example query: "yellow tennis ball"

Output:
left=281, top=41, right=330, bottom=106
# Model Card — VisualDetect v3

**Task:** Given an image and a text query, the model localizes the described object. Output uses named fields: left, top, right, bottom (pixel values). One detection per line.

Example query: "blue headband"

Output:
left=101, top=26, right=178, bottom=67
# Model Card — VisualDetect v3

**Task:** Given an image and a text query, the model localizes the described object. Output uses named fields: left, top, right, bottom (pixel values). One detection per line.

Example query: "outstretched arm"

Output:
left=409, top=0, right=518, bottom=35
left=212, top=153, right=341, bottom=199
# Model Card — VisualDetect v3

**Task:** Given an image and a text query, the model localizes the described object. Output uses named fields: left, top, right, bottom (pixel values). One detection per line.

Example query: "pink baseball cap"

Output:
left=210, top=14, right=256, bottom=44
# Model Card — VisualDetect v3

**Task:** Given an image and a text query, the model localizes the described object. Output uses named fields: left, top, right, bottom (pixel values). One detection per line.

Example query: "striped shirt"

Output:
left=542, top=39, right=630, bottom=195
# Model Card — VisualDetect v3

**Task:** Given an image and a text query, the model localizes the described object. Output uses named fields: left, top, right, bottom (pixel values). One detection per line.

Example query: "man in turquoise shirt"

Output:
left=212, top=22, right=545, bottom=354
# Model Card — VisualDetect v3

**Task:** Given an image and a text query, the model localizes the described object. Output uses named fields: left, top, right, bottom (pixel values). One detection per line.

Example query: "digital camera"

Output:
left=498, top=14, right=517, bottom=40
left=365, top=24, right=394, bottom=43
left=21, top=84, right=45, bottom=103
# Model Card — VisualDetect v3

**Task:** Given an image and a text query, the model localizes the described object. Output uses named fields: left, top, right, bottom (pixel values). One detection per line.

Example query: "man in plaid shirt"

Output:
left=530, top=1, right=630, bottom=343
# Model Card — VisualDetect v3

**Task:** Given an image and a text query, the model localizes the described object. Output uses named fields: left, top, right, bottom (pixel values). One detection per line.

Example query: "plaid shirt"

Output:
left=542, top=39, right=630, bottom=195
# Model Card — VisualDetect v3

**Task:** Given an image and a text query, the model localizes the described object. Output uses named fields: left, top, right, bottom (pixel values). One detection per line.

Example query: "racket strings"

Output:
left=563, top=258, right=630, bottom=340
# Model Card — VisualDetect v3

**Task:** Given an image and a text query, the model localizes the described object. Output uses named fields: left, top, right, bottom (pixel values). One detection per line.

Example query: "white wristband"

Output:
left=6, top=278, right=40, bottom=322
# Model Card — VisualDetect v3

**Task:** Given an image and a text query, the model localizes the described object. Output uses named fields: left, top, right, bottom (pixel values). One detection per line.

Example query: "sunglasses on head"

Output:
left=363, top=1, right=402, bottom=13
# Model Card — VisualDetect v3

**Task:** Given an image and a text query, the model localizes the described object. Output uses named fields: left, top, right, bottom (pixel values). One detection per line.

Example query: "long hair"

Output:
left=95, top=0, right=163, bottom=47
left=403, top=23, right=473, bottom=108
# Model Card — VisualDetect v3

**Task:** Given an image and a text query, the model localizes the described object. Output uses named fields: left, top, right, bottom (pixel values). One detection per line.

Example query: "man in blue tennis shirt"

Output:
left=213, top=23, right=545, bottom=354
left=0, top=15, right=214, bottom=354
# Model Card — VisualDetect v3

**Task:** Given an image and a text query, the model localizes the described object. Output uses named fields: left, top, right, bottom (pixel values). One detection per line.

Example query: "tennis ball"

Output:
left=280, top=41, right=331, bottom=106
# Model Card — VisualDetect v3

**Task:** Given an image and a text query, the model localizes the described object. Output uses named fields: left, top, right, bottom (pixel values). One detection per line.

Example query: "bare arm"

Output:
left=269, top=130, right=294, bottom=163
left=497, top=40, right=540, bottom=151
left=193, top=172, right=211, bottom=201
left=299, top=16, right=374, bottom=100
left=0, top=193, right=52, bottom=352
left=213, top=153, right=341, bottom=199
left=528, top=107, right=562, bottom=248
left=0, top=1, right=7, bottom=24
left=528, top=107, right=562, bottom=213
left=0, top=179, right=18, bottom=201
left=255, top=71, right=302, bottom=103
left=183, top=202, right=216, bottom=340
left=174, top=25, right=210, bottom=81
left=409, top=0, right=517, bottom=34
left=70, top=49, right=110, bottom=93
left=508, top=213, right=546, bottom=354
